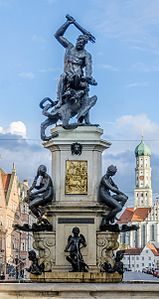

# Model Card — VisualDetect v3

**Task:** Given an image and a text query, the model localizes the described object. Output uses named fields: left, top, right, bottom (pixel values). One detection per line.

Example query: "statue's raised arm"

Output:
left=54, top=15, right=75, bottom=48
left=54, top=15, right=95, bottom=48
left=65, top=14, right=96, bottom=43
left=40, top=15, right=98, bottom=141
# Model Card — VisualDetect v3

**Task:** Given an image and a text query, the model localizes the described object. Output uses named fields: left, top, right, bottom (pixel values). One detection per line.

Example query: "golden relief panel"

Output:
left=65, top=160, right=88, bottom=195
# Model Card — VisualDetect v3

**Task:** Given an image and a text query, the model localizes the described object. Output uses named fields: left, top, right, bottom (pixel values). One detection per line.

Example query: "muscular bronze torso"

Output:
left=64, top=45, right=87, bottom=76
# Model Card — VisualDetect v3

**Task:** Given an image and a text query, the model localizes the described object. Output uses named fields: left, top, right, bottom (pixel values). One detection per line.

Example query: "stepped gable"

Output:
left=0, top=168, right=11, bottom=197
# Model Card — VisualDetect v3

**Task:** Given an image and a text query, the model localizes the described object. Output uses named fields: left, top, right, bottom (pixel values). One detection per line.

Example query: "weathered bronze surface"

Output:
left=98, top=165, right=128, bottom=226
left=40, top=14, right=97, bottom=141
left=65, top=160, right=87, bottom=195
left=64, top=227, right=89, bottom=272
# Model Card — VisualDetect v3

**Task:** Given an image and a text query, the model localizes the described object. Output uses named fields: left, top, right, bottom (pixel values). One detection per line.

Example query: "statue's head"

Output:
left=72, top=226, right=80, bottom=236
left=76, top=35, right=89, bottom=50
left=107, top=165, right=117, bottom=176
left=71, top=142, right=82, bottom=155
left=37, top=165, right=47, bottom=176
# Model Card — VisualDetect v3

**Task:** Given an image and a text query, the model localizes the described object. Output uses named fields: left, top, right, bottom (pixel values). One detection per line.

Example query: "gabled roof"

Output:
left=147, top=243, right=159, bottom=256
left=119, top=207, right=150, bottom=223
left=124, top=243, right=159, bottom=257
left=0, top=167, right=16, bottom=204
left=119, top=207, right=134, bottom=223
left=132, top=208, right=151, bottom=221
left=124, top=248, right=143, bottom=255
left=1, top=173, right=11, bottom=197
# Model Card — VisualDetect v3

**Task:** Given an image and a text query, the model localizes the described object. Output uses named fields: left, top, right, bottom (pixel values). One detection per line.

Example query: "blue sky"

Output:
left=1, top=0, right=159, bottom=205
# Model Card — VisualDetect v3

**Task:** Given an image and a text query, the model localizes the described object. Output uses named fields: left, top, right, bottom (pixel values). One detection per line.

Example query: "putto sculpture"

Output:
left=64, top=226, right=89, bottom=272
left=40, top=14, right=97, bottom=141
left=26, top=250, right=44, bottom=275
left=98, top=165, right=128, bottom=229
left=101, top=250, right=125, bottom=275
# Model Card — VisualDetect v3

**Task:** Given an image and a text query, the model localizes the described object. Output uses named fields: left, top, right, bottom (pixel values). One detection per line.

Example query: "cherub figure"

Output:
left=64, top=227, right=89, bottom=272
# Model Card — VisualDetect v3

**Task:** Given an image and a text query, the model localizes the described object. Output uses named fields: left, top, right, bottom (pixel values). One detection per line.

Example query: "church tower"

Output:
left=134, top=138, right=152, bottom=208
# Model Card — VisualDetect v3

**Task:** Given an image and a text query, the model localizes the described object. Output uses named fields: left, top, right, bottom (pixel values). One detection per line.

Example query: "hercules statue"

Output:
left=40, top=15, right=97, bottom=141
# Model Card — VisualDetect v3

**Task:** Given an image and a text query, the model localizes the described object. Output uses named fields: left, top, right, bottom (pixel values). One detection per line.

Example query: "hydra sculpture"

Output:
left=40, top=14, right=97, bottom=141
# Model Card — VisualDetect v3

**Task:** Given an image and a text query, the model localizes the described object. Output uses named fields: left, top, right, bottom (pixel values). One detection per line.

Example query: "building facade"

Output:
left=123, top=242, right=159, bottom=272
left=0, top=165, right=32, bottom=278
left=119, top=138, right=159, bottom=270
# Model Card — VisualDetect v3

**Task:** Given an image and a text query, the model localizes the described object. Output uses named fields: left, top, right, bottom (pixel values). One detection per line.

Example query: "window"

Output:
left=142, top=257, right=144, bottom=260
left=132, top=257, right=134, bottom=260
left=136, top=257, right=139, bottom=260
left=151, top=224, right=155, bottom=241
left=149, top=257, right=151, bottom=260
left=142, top=225, right=146, bottom=247
left=146, top=250, right=148, bottom=254
left=137, top=264, right=139, bottom=268
left=142, top=263, right=144, bottom=267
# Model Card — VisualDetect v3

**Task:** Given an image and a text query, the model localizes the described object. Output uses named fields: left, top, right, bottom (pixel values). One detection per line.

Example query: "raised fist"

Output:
left=66, top=14, right=76, bottom=23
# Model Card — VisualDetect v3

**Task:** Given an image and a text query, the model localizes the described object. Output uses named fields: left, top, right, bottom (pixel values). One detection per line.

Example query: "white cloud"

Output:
left=18, top=72, right=35, bottom=80
left=0, top=146, right=50, bottom=183
left=116, top=114, right=159, bottom=137
left=99, top=64, right=119, bottom=71
left=101, top=113, right=159, bottom=199
left=90, top=0, right=159, bottom=52
left=102, top=113, right=159, bottom=156
left=126, top=82, right=149, bottom=88
left=0, top=121, right=27, bottom=138
left=130, top=62, right=159, bottom=72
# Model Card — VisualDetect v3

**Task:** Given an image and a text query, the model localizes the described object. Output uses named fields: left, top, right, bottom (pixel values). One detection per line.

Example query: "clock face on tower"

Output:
left=139, top=175, right=144, bottom=180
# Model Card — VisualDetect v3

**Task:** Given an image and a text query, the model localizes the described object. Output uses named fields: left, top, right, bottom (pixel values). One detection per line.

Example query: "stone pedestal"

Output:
left=45, top=125, right=110, bottom=202
left=32, top=126, right=122, bottom=282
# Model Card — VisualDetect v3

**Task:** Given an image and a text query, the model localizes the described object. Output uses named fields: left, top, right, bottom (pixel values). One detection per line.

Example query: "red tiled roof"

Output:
left=119, top=207, right=134, bottom=223
left=0, top=170, right=11, bottom=197
left=124, top=248, right=143, bottom=255
left=119, top=207, right=150, bottom=223
left=131, top=208, right=150, bottom=221
left=147, top=243, right=159, bottom=256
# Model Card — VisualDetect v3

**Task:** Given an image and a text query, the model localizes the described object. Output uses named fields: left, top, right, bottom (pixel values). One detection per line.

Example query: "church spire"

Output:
left=12, top=163, right=16, bottom=174
left=134, top=138, right=152, bottom=208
